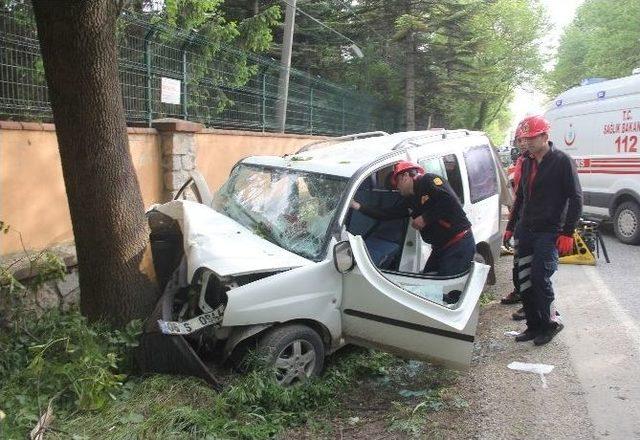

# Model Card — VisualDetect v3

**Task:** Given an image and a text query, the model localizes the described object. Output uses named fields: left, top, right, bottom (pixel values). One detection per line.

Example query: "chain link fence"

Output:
left=0, top=8, right=400, bottom=136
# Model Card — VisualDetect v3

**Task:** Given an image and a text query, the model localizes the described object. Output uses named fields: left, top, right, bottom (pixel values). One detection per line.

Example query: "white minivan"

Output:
left=545, top=72, right=640, bottom=244
left=145, top=130, right=507, bottom=385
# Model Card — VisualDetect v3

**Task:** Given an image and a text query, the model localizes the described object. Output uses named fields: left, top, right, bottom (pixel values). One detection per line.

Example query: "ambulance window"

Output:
left=463, top=145, right=498, bottom=203
left=442, top=154, right=464, bottom=203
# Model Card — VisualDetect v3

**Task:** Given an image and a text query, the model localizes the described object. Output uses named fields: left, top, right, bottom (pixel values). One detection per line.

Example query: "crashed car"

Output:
left=144, top=130, right=509, bottom=386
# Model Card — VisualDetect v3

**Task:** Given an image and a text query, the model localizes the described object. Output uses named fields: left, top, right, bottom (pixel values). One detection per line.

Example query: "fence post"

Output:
left=341, top=97, right=345, bottom=135
left=309, top=87, right=314, bottom=135
left=262, top=73, right=267, bottom=132
left=180, top=31, right=196, bottom=121
left=144, top=26, right=158, bottom=127
left=181, top=50, right=187, bottom=120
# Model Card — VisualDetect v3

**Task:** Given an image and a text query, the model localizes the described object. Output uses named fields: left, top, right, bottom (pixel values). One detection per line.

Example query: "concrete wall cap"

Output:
left=152, top=118, right=203, bottom=133
left=0, top=120, right=152, bottom=133
left=199, top=127, right=326, bottom=140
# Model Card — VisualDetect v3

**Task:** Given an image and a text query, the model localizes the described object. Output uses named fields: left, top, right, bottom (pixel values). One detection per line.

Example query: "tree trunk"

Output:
left=404, top=32, right=416, bottom=131
left=474, top=100, right=489, bottom=130
left=32, top=0, right=158, bottom=327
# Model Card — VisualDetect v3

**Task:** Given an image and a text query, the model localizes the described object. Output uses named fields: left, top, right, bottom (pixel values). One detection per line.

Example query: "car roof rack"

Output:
left=392, top=129, right=472, bottom=151
left=296, top=131, right=390, bottom=153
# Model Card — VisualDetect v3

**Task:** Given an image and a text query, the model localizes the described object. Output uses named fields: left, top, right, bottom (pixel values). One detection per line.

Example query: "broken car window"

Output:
left=212, top=164, right=348, bottom=260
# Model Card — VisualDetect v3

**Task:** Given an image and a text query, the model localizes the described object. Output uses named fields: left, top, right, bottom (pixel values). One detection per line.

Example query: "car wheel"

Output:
left=474, top=249, right=495, bottom=285
left=257, top=324, right=325, bottom=386
left=613, top=201, right=640, bottom=245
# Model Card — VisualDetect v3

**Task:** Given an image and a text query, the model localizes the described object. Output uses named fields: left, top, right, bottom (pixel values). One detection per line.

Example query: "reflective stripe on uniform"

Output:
left=519, top=255, right=533, bottom=265
left=519, top=268, right=531, bottom=280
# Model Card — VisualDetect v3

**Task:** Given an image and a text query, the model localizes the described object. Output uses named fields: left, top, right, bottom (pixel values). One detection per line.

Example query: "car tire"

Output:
left=474, top=249, right=495, bottom=285
left=257, top=324, right=325, bottom=386
left=613, top=201, right=640, bottom=245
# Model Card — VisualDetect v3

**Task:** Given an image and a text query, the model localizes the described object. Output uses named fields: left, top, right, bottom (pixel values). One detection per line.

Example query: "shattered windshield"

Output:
left=212, top=164, right=348, bottom=260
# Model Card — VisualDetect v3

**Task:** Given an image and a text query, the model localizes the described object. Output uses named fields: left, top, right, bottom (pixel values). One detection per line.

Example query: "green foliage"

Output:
left=46, top=349, right=397, bottom=440
left=0, top=307, right=460, bottom=440
left=432, top=0, right=548, bottom=132
left=0, top=250, right=66, bottom=296
left=480, top=288, right=495, bottom=307
left=387, top=371, right=461, bottom=438
left=0, top=311, right=142, bottom=438
left=546, top=0, right=640, bottom=95
left=287, top=0, right=547, bottom=140
left=29, top=251, right=66, bottom=291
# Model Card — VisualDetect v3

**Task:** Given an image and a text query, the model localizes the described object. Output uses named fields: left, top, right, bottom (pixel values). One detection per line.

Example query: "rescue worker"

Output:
left=504, top=115, right=582, bottom=346
left=501, top=124, right=527, bottom=306
left=350, top=161, right=475, bottom=281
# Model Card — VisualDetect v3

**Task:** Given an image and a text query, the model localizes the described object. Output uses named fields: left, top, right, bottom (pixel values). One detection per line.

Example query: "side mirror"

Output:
left=333, top=240, right=355, bottom=273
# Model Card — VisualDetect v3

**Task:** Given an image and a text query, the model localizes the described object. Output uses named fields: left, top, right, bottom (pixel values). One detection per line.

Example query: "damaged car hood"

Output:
left=153, top=200, right=313, bottom=280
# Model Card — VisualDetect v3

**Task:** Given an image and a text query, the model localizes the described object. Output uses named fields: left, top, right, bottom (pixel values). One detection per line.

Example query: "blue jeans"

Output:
left=423, top=232, right=475, bottom=276
left=515, top=226, right=558, bottom=332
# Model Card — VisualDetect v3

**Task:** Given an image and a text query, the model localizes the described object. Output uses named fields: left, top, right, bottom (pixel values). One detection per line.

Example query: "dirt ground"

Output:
left=283, top=252, right=596, bottom=440
left=429, top=253, right=594, bottom=440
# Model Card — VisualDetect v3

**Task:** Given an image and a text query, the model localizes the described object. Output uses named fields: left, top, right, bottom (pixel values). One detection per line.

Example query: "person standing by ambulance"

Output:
left=501, top=123, right=527, bottom=307
left=504, top=115, right=582, bottom=346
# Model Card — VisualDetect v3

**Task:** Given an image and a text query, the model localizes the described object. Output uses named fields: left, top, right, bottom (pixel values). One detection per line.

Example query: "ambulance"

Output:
left=545, top=71, right=640, bottom=244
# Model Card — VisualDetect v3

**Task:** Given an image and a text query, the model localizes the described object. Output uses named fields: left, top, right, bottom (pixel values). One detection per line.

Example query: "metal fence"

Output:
left=0, top=9, right=400, bottom=136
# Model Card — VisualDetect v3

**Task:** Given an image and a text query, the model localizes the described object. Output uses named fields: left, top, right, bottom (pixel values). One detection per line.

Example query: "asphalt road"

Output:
left=554, top=227, right=640, bottom=439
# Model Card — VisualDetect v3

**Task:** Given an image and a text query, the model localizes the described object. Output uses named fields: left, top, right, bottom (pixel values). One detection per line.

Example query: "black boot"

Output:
left=534, top=323, right=565, bottom=346
left=515, top=328, right=538, bottom=342
left=500, top=291, right=522, bottom=304
left=511, top=307, right=526, bottom=321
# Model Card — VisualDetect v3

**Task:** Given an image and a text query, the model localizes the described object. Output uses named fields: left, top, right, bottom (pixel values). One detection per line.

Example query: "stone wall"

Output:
left=0, top=245, right=80, bottom=326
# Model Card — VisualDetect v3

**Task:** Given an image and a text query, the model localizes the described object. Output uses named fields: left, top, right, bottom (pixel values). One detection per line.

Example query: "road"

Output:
left=555, top=227, right=640, bottom=439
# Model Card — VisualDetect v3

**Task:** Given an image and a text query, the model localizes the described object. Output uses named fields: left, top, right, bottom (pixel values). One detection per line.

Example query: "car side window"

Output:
left=442, top=154, right=464, bottom=203
left=418, top=157, right=446, bottom=177
left=419, top=155, right=465, bottom=203
left=463, top=145, right=498, bottom=203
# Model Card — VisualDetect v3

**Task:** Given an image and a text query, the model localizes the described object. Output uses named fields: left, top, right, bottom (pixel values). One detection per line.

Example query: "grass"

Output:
left=480, top=288, right=496, bottom=306
left=0, top=309, right=466, bottom=440
left=50, top=349, right=398, bottom=439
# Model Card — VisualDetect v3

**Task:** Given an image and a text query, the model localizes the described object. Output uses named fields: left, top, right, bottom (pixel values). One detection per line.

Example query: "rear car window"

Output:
left=463, top=145, right=498, bottom=203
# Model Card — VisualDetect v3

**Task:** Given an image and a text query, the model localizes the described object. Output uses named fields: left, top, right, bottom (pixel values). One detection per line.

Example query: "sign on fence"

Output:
left=161, top=77, right=181, bottom=105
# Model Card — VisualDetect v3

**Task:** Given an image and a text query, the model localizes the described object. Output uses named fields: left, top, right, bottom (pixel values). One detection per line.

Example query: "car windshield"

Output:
left=212, top=163, right=348, bottom=260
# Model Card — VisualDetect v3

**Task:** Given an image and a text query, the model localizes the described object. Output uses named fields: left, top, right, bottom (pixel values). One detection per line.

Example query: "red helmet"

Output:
left=390, top=161, right=424, bottom=188
left=518, top=115, right=550, bottom=139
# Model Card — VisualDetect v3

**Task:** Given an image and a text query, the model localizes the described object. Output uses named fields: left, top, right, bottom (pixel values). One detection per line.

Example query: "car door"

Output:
left=174, top=170, right=213, bottom=205
left=340, top=234, right=489, bottom=370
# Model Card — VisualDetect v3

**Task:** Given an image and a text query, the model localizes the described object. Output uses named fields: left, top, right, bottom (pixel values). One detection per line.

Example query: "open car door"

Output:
left=490, top=146, right=513, bottom=209
left=174, top=170, right=213, bottom=205
left=340, top=234, right=489, bottom=370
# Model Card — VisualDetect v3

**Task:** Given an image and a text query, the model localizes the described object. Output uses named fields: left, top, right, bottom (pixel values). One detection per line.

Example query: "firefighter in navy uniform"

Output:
left=505, top=115, right=582, bottom=346
left=350, top=161, right=476, bottom=284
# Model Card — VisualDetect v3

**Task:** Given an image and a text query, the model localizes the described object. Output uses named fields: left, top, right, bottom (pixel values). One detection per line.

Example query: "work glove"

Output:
left=502, top=230, right=513, bottom=248
left=556, top=234, right=574, bottom=256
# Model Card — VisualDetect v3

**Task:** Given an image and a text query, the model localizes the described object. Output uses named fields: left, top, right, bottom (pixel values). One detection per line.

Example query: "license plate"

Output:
left=157, top=306, right=224, bottom=335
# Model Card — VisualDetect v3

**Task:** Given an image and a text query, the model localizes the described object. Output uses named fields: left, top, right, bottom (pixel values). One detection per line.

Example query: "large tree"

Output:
left=31, top=0, right=157, bottom=327
left=280, top=0, right=546, bottom=141
left=546, top=0, right=640, bottom=96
